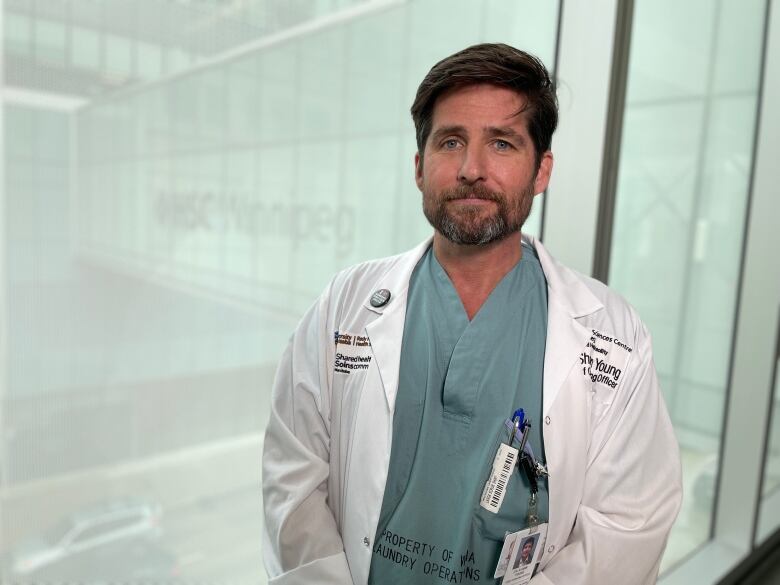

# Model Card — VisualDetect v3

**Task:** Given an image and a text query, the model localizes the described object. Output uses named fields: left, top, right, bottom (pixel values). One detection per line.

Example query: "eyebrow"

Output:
left=484, top=126, right=527, bottom=144
left=430, top=124, right=527, bottom=145
left=430, top=125, right=467, bottom=144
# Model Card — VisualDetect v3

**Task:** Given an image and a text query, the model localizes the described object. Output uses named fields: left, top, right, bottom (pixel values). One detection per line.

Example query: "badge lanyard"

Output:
left=482, top=409, right=550, bottom=525
left=491, top=410, right=552, bottom=583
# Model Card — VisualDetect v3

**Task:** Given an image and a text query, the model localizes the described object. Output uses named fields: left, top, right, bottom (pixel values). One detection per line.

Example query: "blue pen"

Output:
left=507, top=408, right=525, bottom=445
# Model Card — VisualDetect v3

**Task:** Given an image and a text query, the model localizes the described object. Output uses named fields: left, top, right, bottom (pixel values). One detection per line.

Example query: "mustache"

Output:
left=440, top=185, right=502, bottom=202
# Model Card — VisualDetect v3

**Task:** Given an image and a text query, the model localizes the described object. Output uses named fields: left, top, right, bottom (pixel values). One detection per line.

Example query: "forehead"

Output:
left=430, top=84, right=530, bottom=131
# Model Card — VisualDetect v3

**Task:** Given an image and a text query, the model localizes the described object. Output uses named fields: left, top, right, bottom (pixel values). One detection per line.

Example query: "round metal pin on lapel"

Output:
left=370, top=289, right=391, bottom=308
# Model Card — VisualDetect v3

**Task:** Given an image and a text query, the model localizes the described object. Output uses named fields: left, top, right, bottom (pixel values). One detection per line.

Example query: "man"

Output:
left=262, top=43, right=682, bottom=585
left=517, top=536, right=536, bottom=567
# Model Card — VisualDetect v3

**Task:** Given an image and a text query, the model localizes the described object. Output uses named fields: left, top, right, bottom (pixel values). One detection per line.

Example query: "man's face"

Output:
left=522, top=540, right=534, bottom=560
left=415, top=84, right=553, bottom=246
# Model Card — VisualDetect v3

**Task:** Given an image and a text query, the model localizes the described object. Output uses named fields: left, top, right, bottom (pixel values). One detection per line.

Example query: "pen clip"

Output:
left=518, top=419, right=531, bottom=455
left=509, top=417, right=519, bottom=445
left=508, top=408, right=525, bottom=445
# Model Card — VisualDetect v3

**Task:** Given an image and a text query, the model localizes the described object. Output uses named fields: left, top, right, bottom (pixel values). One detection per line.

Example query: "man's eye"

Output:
left=495, top=140, right=512, bottom=151
left=443, top=139, right=460, bottom=149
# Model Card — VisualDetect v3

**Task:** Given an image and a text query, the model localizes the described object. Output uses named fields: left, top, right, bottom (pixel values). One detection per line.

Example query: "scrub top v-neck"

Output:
left=368, top=242, right=549, bottom=584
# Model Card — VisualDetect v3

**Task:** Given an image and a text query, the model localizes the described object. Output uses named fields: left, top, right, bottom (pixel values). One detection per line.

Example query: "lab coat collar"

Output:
left=523, top=234, right=604, bottom=319
left=362, top=234, right=604, bottom=318
left=364, top=235, right=604, bottom=412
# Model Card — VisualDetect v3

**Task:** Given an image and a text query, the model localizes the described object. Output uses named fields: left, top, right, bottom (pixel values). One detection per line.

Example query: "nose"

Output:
left=458, top=145, right=487, bottom=184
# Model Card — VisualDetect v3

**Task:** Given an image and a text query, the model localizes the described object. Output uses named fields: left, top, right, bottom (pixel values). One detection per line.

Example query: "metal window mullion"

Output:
left=591, top=0, right=634, bottom=282
left=0, top=1, right=9, bottom=583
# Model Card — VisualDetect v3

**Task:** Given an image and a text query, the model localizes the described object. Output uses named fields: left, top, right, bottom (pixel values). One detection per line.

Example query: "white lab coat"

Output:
left=262, top=235, right=682, bottom=585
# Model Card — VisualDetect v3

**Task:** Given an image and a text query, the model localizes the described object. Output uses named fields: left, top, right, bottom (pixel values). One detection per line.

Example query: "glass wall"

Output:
left=0, top=1, right=560, bottom=583
left=608, top=0, right=766, bottom=569
left=74, top=1, right=559, bottom=320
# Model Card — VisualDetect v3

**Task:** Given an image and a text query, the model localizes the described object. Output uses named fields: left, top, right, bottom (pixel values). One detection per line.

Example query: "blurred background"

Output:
left=0, top=0, right=778, bottom=583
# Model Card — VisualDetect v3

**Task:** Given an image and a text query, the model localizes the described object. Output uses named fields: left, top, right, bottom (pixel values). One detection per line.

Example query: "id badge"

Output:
left=493, top=523, right=548, bottom=583
left=479, top=442, right=519, bottom=513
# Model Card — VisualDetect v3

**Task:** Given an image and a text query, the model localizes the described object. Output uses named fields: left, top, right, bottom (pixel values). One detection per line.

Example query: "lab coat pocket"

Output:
left=472, top=429, right=529, bottom=541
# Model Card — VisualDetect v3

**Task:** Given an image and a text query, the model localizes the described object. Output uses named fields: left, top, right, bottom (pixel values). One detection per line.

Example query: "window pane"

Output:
left=608, top=0, right=765, bottom=569
left=5, top=12, right=32, bottom=56
left=35, top=18, right=67, bottom=65
left=71, top=25, right=100, bottom=71
left=1, top=2, right=561, bottom=584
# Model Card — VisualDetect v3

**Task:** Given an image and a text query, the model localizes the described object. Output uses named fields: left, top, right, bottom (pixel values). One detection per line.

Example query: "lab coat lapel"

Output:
left=543, top=300, right=593, bottom=416
left=524, top=235, right=604, bottom=415
left=364, top=238, right=432, bottom=412
left=365, top=299, right=406, bottom=412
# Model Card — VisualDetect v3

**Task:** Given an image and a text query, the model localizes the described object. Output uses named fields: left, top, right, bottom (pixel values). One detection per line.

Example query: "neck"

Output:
left=433, top=232, right=523, bottom=320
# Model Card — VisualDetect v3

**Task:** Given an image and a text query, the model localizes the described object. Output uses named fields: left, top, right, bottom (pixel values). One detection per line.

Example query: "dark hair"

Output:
left=411, top=43, right=558, bottom=167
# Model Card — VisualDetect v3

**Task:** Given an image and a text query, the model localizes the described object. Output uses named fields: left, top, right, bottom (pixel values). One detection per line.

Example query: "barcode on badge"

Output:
left=480, top=443, right=518, bottom=513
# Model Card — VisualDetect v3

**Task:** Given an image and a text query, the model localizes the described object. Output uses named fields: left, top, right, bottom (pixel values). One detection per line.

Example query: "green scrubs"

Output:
left=368, top=242, right=549, bottom=584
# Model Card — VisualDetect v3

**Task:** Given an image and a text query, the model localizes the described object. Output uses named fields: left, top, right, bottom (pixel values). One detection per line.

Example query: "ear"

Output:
left=533, top=151, right=554, bottom=195
left=414, top=152, right=424, bottom=191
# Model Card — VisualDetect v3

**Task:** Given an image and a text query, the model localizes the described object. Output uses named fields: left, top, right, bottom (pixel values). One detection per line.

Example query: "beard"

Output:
left=422, top=182, right=535, bottom=246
